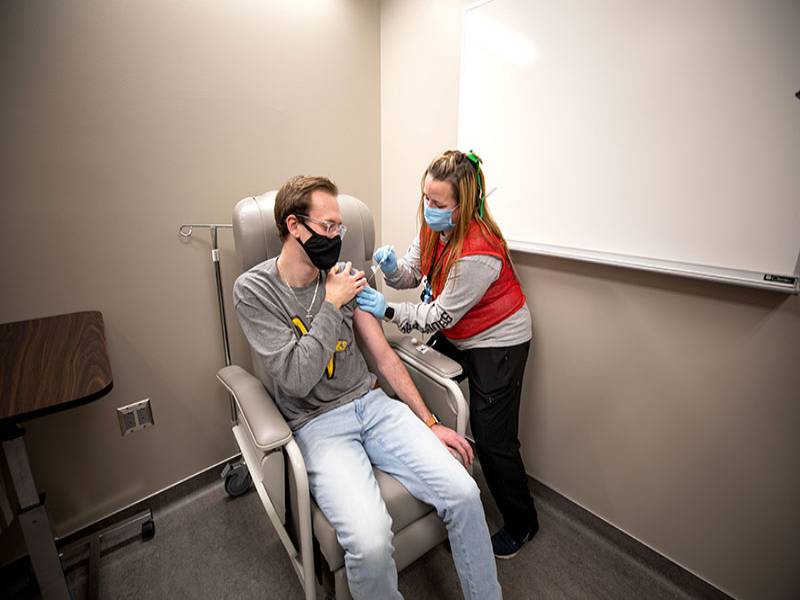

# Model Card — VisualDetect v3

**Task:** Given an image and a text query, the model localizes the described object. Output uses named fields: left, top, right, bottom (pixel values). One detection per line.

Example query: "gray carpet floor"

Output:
left=57, top=464, right=716, bottom=600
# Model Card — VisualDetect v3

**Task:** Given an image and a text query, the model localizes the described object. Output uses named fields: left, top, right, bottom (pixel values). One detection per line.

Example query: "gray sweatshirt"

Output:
left=233, top=258, right=376, bottom=430
left=384, top=233, right=532, bottom=350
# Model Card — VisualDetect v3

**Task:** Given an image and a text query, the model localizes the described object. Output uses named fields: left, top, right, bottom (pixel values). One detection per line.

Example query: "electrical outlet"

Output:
left=117, top=399, right=155, bottom=436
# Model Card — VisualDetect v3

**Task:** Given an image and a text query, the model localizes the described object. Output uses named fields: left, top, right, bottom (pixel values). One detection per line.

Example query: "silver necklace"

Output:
left=286, top=270, right=320, bottom=322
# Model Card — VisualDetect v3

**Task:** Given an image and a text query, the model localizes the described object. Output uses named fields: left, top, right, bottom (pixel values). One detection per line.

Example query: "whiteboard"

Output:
left=458, top=0, right=800, bottom=292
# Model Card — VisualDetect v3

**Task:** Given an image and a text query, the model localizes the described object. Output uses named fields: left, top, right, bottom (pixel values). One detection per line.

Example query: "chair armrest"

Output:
left=389, top=336, right=462, bottom=379
left=216, top=365, right=292, bottom=452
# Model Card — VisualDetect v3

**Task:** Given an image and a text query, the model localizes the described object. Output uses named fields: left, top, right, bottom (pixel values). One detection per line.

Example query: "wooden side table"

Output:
left=0, top=311, right=113, bottom=599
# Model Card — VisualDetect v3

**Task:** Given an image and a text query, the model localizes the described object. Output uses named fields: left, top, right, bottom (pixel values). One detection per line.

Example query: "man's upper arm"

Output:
left=354, top=306, right=392, bottom=362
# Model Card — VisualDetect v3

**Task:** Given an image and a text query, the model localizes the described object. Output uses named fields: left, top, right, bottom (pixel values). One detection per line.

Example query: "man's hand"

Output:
left=431, top=424, right=474, bottom=467
left=325, top=261, right=366, bottom=309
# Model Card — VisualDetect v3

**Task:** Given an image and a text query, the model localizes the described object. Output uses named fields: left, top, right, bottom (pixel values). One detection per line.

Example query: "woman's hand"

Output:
left=373, top=245, right=398, bottom=274
left=355, top=285, right=387, bottom=319
left=431, top=424, right=474, bottom=467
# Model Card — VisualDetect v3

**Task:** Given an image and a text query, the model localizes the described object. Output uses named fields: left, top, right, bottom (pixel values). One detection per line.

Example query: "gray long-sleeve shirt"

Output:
left=384, top=233, right=532, bottom=350
left=234, top=258, right=376, bottom=430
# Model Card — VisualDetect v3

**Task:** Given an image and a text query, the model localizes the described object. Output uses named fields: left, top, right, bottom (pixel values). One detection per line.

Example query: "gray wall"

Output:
left=0, top=0, right=380, bottom=558
left=380, top=1, right=800, bottom=599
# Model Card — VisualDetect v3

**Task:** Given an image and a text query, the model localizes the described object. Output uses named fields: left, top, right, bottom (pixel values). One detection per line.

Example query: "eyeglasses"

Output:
left=296, top=214, right=348, bottom=239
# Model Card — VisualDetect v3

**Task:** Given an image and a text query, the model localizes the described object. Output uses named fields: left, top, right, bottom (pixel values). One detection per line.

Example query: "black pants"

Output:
left=429, top=333, right=538, bottom=541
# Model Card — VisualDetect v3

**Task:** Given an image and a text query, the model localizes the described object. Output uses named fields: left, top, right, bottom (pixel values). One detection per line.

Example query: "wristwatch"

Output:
left=383, top=305, right=395, bottom=320
left=424, top=413, right=440, bottom=428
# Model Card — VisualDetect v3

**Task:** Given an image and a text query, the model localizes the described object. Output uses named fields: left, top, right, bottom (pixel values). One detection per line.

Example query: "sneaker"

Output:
left=491, top=524, right=537, bottom=559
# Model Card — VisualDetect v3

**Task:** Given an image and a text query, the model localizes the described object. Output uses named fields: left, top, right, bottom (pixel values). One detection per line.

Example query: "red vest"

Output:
left=421, top=221, right=526, bottom=340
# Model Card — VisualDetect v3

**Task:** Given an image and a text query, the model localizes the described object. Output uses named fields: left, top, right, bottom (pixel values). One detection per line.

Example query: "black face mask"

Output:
left=298, top=221, right=342, bottom=270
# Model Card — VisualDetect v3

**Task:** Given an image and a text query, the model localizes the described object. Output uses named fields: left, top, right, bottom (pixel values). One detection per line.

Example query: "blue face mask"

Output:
left=424, top=205, right=454, bottom=232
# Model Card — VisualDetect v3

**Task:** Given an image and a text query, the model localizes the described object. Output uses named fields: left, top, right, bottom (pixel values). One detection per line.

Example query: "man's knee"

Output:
left=445, top=471, right=481, bottom=510
left=347, top=524, right=395, bottom=567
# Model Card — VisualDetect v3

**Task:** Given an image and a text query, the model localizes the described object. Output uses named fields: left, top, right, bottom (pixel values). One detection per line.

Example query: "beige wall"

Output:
left=0, top=0, right=380, bottom=554
left=3, top=1, right=798, bottom=597
left=380, top=1, right=800, bottom=599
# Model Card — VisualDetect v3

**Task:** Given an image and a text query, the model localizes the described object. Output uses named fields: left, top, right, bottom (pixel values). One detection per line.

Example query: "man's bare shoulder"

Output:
left=353, top=305, right=390, bottom=351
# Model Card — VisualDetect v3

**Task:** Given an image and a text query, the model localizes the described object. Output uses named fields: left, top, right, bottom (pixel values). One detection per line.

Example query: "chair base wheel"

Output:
left=222, top=461, right=251, bottom=497
left=141, top=519, right=155, bottom=540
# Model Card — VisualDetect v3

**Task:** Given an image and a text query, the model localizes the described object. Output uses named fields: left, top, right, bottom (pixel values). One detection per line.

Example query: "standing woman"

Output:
left=356, top=150, right=539, bottom=558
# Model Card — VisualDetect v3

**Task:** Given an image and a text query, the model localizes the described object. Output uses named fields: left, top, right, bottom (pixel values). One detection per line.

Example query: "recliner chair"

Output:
left=216, top=191, right=470, bottom=600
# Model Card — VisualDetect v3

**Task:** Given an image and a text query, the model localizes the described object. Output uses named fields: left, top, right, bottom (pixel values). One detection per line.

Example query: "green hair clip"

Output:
left=465, top=151, right=485, bottom=217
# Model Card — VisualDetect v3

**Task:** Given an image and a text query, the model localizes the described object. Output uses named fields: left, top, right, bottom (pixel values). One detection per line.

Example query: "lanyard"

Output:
left=422, top=236, right=449, bottom=304
left=426, top=236, right=449, bottom=279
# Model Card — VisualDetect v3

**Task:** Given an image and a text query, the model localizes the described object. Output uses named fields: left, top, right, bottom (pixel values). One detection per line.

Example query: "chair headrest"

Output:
left=232, top=191, right=376, bottom=274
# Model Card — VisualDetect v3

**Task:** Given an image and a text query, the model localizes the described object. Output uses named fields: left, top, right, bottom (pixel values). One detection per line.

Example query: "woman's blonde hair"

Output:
left=418, top=150, right=509, bottom=291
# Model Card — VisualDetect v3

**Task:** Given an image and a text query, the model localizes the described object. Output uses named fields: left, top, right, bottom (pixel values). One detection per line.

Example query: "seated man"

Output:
left=233, top=175, right=502, bottom=600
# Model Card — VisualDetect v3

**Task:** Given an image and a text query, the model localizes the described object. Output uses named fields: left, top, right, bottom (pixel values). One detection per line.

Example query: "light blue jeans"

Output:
left=293, top=388, right=501, bottom=600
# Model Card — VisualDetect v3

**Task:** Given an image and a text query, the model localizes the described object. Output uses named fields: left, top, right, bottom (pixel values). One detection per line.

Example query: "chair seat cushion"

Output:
left=312, top=467, right=436, bottom=572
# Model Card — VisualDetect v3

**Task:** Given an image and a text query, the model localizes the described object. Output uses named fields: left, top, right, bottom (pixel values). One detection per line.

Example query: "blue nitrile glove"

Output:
left=356, top=286, right=388, bottom=319
left=373, top=245, right=398, bottom=275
